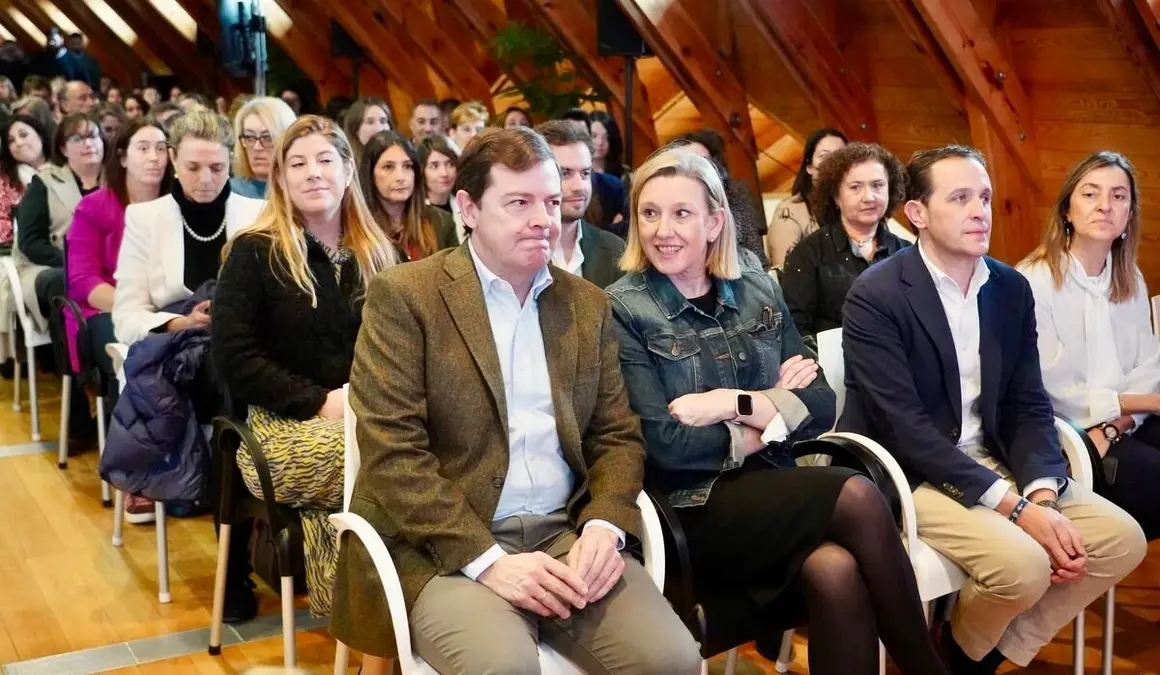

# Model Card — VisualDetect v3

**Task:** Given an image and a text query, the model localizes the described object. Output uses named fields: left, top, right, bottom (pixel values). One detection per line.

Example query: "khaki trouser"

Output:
left=913, top=457, right=1146, bottom=666
left=409, top=512, right=702, bottom=675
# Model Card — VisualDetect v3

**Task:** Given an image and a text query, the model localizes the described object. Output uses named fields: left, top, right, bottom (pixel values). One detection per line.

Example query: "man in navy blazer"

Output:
left=839, top=145, right=1144, bottom=674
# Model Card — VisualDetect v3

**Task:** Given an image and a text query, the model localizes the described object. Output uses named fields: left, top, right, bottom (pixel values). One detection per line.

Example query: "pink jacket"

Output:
left=65, top=187, right=126, bottom=372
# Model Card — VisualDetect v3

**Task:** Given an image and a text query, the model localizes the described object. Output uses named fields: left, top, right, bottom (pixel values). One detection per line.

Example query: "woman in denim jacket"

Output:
left=607, top=149, right=948, bottom=675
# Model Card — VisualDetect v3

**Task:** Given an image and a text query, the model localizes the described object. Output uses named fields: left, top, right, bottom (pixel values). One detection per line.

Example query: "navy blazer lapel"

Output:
left=977, top=264, right=1002, bottom=428
left=900, top=249, right=963, bottom=421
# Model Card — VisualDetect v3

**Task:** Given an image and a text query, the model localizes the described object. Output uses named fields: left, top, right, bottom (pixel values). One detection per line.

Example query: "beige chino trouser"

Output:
left=913, top=456, right=1146, bottom=665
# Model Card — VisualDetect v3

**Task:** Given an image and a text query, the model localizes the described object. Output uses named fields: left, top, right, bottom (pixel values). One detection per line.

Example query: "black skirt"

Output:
left=676, top=462, right=857, bottom=609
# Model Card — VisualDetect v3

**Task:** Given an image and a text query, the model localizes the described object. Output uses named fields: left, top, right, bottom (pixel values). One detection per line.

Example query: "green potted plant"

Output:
left=486, top=22, right=606, bottom=119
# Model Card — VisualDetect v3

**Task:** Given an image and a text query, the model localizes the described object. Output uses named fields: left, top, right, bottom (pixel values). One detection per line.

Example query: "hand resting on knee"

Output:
left=477, top=551, right=590, bottom=619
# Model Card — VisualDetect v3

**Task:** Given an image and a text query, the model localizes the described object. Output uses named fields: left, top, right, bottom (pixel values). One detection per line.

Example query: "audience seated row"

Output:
left=9, top=88, right=1159, bottom=675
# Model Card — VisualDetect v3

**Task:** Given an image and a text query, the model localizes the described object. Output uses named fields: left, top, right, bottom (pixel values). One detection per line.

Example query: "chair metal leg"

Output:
left=156, top=501, right=170, bottom=603
left=9, top=326, right=19, bottom=411
left=57, top=374, right=70, bottom=468
left=720, top=647, right=737, bottom=675
left=333, top=641, right=350, bottom=675
left=1103, top=588, right=1115, bottom=675
left=1073, top=612, right=1085, bottom=675
left=111, top=489, right=124, bottom=546
left=775, top=630, right=794, bottom=673
left=97, top=396, right=110, bottom=507
left=27, top=342, right=39, bottom=441
left=208, top=522, right=231, bottom=655
left=282, top=575, right=297, bottom=666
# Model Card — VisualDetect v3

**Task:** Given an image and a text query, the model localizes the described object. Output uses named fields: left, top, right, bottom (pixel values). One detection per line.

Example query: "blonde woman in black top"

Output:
left=213, top=115, right=397, bottom=616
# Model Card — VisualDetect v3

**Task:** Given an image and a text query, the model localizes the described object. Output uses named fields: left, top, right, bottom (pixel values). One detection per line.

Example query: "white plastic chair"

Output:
left=106, top=341, right=170, bottom=604
left=1, top=255, right=52, bottom=442
left=815, top=327, right=1113, bottom=675
left=1151, top=295, right=1160, bottom=338
left=330, top=384, right=669, bottom=675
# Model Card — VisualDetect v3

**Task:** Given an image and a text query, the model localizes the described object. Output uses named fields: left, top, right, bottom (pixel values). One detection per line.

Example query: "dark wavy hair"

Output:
left=0, top=114, right=51, bottom=186
left=589, top=110, right=624, bottom=178
left=792, top=127, right=848, bottom=206
left=810, top=142, right=906, bottom=232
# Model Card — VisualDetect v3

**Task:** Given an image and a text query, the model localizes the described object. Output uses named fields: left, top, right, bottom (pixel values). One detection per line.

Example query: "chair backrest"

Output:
left=0, top=255, right=32, bottom=329
left=342, top=383, right=357, bottom=512
left=1152, top=295, right=1160, bottom=338
left=815, top=328, right=844, bottom=422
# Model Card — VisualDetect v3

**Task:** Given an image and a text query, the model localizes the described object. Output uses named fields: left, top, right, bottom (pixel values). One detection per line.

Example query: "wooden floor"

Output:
left=3, top=371, right=1160, bottom=674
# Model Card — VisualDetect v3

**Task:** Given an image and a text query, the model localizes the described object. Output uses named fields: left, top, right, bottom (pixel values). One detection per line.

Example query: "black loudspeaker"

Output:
left=597, top=0, right=651, bottom=57
left=331, top=19, right=364, bottom=59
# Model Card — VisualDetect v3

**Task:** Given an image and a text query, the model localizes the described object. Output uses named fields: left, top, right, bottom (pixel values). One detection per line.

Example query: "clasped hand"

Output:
left=477, top=527, right=623, bottom=619
left=1016, top=496, right=1087, bottom=584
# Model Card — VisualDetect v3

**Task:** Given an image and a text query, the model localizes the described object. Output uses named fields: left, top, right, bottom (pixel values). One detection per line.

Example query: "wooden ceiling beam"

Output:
left=101, top=0, right=212, bottom=91
left=429, top=0, right=501, bottom=87
left=270, top=0, right=391, bottom=103
left=524, top=0, right=658, bottom=157
left=907, top=0, right=1041, bottom=190
left=375, top=0, right=491, bottom=105
left=179, top=0, right=350, bottom=103
left=612, top=0, right=761, bottom=198
left=11, top=0, right=140, bottom=88
left=49, top=0, right=165, bottom=76
left=734, top=0, right=877, bottom=140
left=882, top=0, right=965, bottom=116
left=1098, top=0, right=1160, bottom=110
left=0, top=12, right=39, bottom=53
left=328, top=0, right=436, bottom=103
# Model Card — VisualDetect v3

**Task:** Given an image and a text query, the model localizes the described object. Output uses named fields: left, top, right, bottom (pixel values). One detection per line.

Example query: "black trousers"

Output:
left=1102, top=415, right=1160, bottom=540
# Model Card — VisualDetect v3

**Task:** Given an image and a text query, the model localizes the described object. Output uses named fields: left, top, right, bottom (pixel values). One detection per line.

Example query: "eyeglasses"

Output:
left=240, top=133, right=274, bottom=149
left=67, top=132, right=100, bottom=144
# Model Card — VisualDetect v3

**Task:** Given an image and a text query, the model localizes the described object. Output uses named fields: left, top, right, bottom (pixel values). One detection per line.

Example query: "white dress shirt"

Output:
left=551, top=222, right=585, bottom=277
left=918, top=244, right=1061, bottom=508
left=461, top=240, right=624, bottom=580
left=1020, top=254, right=1160, bottom=429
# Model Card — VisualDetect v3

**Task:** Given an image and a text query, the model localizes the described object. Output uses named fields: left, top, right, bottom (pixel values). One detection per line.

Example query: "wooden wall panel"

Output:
left=1009, top=0, right=1160, bottom=288
left=840, top=0, right=970, bottom=161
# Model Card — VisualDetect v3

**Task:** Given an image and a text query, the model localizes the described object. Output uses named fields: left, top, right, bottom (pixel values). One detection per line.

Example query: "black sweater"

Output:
left=211, top=232, right=364, bottom=420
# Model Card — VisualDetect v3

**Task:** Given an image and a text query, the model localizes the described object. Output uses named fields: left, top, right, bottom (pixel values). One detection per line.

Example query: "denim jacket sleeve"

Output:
left=609, top=296, right=732, bottom=474
left=758, top=293, right=836, bottom=441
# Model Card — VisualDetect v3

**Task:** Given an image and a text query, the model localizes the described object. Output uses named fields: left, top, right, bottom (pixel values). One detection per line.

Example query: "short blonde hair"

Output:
left=450, top=101, right=488, bottom=128
left=169, top=108, right=234, bottom=152
left=621, top=147, right=740, bottom=279
left=233, top=96, right=297, bottom=178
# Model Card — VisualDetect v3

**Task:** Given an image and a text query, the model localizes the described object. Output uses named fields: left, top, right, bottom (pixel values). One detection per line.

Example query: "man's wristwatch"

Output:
left=1099, top=422, right=1123, bottom=445
left=1035, top=499, right=1061, bottom=513
left=735, top=392, right=753, bottom=417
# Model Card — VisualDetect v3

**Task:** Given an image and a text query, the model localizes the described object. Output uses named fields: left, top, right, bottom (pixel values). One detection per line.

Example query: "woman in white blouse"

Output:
left=1019, top=151, right=1160, bottom=540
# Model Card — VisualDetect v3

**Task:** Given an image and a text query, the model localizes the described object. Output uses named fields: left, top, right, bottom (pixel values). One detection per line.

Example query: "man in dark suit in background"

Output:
left=839, top=145, right=1145, bottom=675
left=537, top=120, right=626, bottom=289
left=330, top=126, right=699, bottom=674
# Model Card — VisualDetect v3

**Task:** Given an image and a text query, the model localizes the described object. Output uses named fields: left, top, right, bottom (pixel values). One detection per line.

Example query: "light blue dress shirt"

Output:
left=461, top=240, right=624, bottom=580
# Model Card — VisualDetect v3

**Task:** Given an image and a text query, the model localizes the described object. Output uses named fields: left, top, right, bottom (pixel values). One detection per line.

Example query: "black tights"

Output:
left=800, top=475, right=948, bottom=675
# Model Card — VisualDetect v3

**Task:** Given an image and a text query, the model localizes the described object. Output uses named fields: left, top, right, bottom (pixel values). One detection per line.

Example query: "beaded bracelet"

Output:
left=1009, top=497, right=1030, bottom=523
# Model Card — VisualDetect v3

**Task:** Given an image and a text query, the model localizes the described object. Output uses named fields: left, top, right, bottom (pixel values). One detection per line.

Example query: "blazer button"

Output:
left=738, top=351, right=747, bottom=361
left=950, top=427, right=960, bottom=438
left=492, top=477, right=503, bottom=489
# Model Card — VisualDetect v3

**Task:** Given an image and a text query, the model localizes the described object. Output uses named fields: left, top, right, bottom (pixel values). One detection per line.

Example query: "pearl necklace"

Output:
left=182, top=213, right=227, bottom=243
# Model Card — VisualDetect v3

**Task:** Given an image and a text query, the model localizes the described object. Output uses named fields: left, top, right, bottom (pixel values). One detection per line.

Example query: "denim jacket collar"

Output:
left=643, top=266, right=739, bottom=320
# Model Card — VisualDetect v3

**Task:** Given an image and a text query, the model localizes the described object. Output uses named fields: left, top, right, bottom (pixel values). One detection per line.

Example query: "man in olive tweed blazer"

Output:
left=330, top=127, right=699, bottom=674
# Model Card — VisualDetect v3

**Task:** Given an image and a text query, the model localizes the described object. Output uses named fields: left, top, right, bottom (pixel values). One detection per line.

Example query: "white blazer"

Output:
left=112, top=192, right=264, bottom=346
